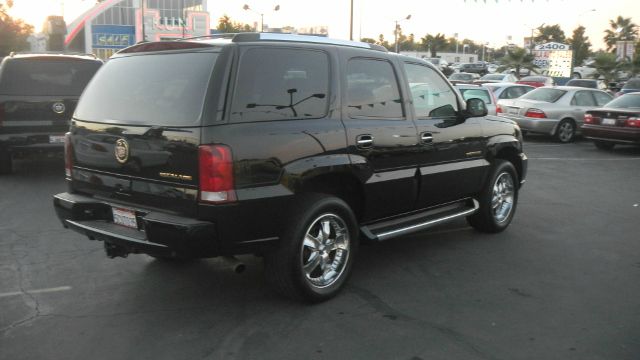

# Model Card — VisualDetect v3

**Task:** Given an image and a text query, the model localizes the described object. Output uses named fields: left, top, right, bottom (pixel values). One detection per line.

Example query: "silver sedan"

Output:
left=497, top=86, right=613, bottom=142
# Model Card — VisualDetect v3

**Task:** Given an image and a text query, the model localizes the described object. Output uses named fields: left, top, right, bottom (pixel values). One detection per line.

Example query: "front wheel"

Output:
left=265, top=195, right=358, bottom=303
left=467, top=160, right=519, bottom=233
left=555, top=119, right=576, bottom=143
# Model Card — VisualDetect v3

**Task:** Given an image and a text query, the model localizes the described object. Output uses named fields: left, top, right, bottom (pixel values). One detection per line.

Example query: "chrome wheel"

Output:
left=491, top=172, right=515, bottom=223
left=300, top=213, right=350, bottom=288
left=557, top=121, right=575, bottom=143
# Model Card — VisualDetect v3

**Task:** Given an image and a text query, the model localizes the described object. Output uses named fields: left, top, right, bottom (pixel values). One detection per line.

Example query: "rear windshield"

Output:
left=458, top=88, right=492, bottom=104
left=0, top=58, right=101, bottom=96
left=604, top=94, right=640, bottom=109
left=450, top=73, right=472, bottom=80
left=481, top=74, right=504, bottom=80
left=521, top=88, right=566, bottom=103
left=622, top=79, right=640, bottom=89
left=566, top=79, right=596, bottom=88
left=74, top=52, right=218, bottom=126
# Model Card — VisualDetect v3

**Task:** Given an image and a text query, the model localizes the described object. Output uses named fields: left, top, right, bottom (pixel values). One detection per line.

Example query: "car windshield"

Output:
left=75, top=52, right=218, bottom=126
left=450, top=73, right=471, bottom=80
left=481, top=74, right=504, bottom=80
left=521, top=88, right=566, bottom=103
left=622, top=79, right=640, bottom=89
left=603, top=94, right=640, bottom=109
left=566, top=80, right=596, bottom=88
left=458, top=88, right=492, bottom=104
left=0, top=58, right=101, bottom=96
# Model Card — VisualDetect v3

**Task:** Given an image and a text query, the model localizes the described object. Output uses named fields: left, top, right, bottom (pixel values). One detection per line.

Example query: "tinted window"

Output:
left=521, top=88, right=566, bottom=103
left=604, top=94, right=640, bottom=108
left=458, top=88, right=492, bottom=104
left=450, top=73, right=473, bottom=81
left=592, top=91, right=613, bottom=106
left=481, top=74, right=504, bottom=81
left=566, top=79, right=596, bottom=88
left=75, top=52, right=217, bottom=126
left=571, top=91, right=596, bottom=106
left=404, top=63, right=457, bottom=119
left=347, top=58, right=403, bottom=119
left=622, top=79, right=640, bottom=89
left=0, top=58, right=101, bottom=96
left=230, top=48, right=329, bottom=122
left=501, top=86, right=531, bottom=99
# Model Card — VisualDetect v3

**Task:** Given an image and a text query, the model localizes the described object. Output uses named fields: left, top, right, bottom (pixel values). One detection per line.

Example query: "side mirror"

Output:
left=464, top=98, right=488, bottom=118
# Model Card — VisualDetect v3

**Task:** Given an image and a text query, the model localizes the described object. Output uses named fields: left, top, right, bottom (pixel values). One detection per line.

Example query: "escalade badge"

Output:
left=114, top=139, right=129, bottom=164
left=52, top=102, right=65, bottom=114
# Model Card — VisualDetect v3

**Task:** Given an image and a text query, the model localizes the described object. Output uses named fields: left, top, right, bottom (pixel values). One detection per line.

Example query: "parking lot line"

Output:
left=0, top=286, right=72, bottom=298
left=530, top=157, right=640, bottom=161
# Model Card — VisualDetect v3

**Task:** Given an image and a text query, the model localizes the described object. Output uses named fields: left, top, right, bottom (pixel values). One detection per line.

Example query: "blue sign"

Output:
left=92, top=25, right=135, bottom=49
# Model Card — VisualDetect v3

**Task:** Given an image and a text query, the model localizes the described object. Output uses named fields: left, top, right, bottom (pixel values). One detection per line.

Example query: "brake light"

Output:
left=489, top=90, right=499, bottom=114
left=584, top=113, right=594, bottom=123
left=496, top=104, right=503, bottom=114
left=524, top=108, right=546, bottom=118
left=626, top=117, right=640, bottom=128
left=64, top=132, right=73, bottom=177
left=198, top=144, right=236, bottom=203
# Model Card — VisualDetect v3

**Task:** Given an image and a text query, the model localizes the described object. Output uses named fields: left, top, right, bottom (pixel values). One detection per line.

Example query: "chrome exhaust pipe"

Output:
left=220, top=256, right=245, bottom=274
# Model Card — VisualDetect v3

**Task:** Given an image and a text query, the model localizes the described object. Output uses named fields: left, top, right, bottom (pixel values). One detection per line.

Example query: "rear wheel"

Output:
left=0, top=149, right=12, bottom=175
left=555, top=119, right=576, bottom=143
left=572, top=72, right=582, bottom=79
left=467, top=160, right=518, bottom=233
left=265, top=194, right=358, bottom=303
left=594, top=140, right=615, bottom=150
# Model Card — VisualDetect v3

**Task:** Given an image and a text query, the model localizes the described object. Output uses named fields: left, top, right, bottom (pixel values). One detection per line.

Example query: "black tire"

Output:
left=555, top=119, right=576, bottom=143
left=0, top=149, right=12, bottom=175
left=594, top=140, right=615, bottom=150
left=265, top=194, right=358, bottom=303
left=572, top=72, right=582, bottom=79
left=467, top=160, right=519, bottom=233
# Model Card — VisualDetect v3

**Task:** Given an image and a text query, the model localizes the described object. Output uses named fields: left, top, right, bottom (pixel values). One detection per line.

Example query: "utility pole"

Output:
left=349, top=0, right=353, bottom=40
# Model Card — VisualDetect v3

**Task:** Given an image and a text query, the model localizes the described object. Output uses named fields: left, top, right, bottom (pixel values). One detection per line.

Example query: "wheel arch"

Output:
left=486, top=137, right=524, bottom=185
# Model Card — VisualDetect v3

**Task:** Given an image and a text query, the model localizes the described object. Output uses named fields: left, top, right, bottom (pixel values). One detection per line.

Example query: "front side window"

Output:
left=458, top=88, right=492, bottom=104
left=404, top=63, right=457, bottom=119
left=346, top=58, right=403, bottom=119
left=230, top=48, right=330, bottom=122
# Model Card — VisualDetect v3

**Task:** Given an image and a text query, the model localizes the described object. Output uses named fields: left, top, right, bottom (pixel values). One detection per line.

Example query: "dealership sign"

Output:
left=532, top=42, right=573, bottom=78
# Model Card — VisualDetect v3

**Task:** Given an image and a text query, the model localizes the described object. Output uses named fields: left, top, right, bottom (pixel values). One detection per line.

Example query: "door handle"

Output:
left=356, top=134, right=374, bottom=148
left=420, top=132, right=433, bottom=143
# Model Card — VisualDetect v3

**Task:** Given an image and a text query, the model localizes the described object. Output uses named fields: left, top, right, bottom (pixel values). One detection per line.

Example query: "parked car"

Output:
left=448, top=72, right=480, bottom=84
left=474, top=73, right=518, bottom=85
left=497, top=86, right=613, bottom=142
left=572, top=64, right=597, bottom=79
left=565, top=78, right=609, bottom=92
left=582, top=92, right=640, bottom=149
left=422, top=57, right=453, bottom=76
left=460, top=62, right=488, bottom=76
left=454, top=84, right=498, bottom=115
left=615, top=78, right=640, bottom=97
left=0, top=52, right=102, bottom=174
left=53, top=33, right=527, bottom=302
left=516, top=75, right=555, bottom=88
left=484, top=82, right=535, bottom=100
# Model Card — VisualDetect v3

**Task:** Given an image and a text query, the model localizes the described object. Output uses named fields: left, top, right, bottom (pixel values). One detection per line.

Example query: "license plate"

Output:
left=112, top=207, right=138, bottom=229
left=602, top=118, right=616, bottom=125
left=49, top=135, right=65, bottom=144
left=507, top=107, right=519, bottom=115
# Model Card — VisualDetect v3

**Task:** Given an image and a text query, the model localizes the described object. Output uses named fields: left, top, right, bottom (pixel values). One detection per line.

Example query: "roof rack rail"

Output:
left=182, top=32, right=388, bottom=52
left=8, top=51, right=99, bottom=59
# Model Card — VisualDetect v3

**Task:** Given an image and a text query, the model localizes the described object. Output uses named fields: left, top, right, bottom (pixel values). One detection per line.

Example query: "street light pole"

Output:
left=243, top=4, right=279, bottom=32
left=393, top=14, right=411, bottom=53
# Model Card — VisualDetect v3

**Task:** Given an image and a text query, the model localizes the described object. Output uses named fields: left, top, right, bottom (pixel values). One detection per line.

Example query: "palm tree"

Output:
left=534, top=24, right=566, bottom=44
left=603, top=16, right=638, bottom=52
left=497, top=47, right=537, bottom=79
left=592, top=52, right=621, bottom=83
left=420, top=33, right=448, bottom=58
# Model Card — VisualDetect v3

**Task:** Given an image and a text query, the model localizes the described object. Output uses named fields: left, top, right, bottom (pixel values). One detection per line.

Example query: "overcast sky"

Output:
left=7, top=0, right=639, bottom=50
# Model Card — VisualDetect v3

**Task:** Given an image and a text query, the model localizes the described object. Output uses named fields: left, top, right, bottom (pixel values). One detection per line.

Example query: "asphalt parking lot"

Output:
left=1, top=138, right=639, bottom=360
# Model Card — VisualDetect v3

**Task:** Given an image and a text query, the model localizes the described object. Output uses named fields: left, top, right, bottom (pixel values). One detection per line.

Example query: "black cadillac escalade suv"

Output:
left=53, top=33, right=527, bottom=302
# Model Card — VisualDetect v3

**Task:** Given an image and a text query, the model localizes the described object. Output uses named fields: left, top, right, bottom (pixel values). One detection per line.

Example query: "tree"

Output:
left=603, top=16, right=638, bottom=52
left=360, top=37, right=376, bottom=44
left=0, top=2, right=33, bottom=56
left=377, top=34, right=391, bottom=51
left=568, top=26, right=592, bottom=66
left=619, top=55, right=640, bottom=78
left=533, top=24, right=566, bottom=44
left=591, top=52, right=621, bottom=83
left=216, top=15, right=251, bottom=33
left=420, top=33, right=448, bottom=58
left=497, top=47, right=537, bottom=79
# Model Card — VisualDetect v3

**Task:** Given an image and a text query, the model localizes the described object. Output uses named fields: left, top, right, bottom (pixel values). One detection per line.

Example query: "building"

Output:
left=400, top=51, right=477, bottom=64
left=65, top=0, right=210, bottom=59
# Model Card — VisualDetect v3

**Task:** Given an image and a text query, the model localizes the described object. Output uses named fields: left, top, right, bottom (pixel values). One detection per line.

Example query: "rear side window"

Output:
left=347, top=58, right=403, bottom=119
left=74, top=52, right=218, bottom=126
left=592, top=91, right=612, bottom=106
left=0, top=59, right=101, bottom=96
left=571, top=91, right=596, bottom=106
left=522, top=88, right=566, bottom=103
left=501, top=86, right=531, bottom=99
left=230, top=48, right=329, bottom=122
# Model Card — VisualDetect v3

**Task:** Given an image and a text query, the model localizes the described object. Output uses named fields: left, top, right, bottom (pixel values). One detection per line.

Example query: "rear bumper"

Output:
left=1, top=131, right=65, bottom=154
left=53, top=192, right=218, bottom=257
left=582, top=125, right=640, bottom=144
left=501, top=115, right=558, bottom=135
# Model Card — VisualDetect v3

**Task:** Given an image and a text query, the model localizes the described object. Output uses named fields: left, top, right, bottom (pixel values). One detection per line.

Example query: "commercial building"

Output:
left=65, top=0, right=210, bottom=59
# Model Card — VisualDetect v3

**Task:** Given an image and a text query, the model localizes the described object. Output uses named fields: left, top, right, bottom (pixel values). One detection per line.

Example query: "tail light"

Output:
left=524, top=108, right=546, bottom=118
left=496, top=104, right=503, bottom=114
left=626, top=117, right=640, bottom=128
left=64, top=132, right=73, bottom=177
left=584, top=113, right=594, bottom=124
left=199, top=144, right=236, bottom=204
left=489, top=90, right=499, bottom=114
